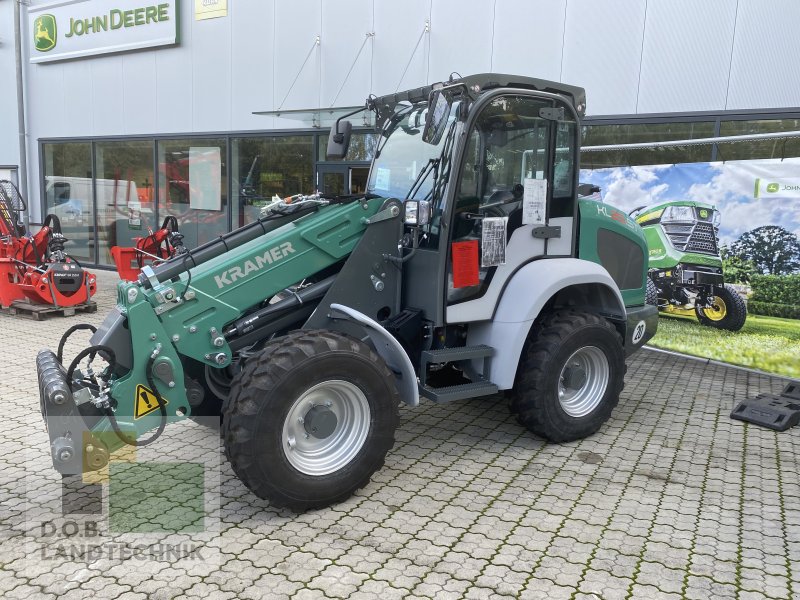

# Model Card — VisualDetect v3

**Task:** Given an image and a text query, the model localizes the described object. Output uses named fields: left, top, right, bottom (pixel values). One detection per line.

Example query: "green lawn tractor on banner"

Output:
left=633, top=200, right=747, bottom=331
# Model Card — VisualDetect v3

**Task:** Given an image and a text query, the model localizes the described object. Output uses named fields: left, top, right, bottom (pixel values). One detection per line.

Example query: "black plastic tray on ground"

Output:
left=731, top=382, right=800, bottom=431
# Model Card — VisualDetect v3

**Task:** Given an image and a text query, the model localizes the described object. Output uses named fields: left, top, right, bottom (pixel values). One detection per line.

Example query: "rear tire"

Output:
left=510, top=310, right=626, bottom=443
left=222, top=330, right=400, bottom=510
left=695, top=284, right=747, bottom=331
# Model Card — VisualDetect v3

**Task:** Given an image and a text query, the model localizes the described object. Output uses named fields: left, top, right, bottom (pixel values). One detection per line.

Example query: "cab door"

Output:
left=442, top=93, right=578, bottom=323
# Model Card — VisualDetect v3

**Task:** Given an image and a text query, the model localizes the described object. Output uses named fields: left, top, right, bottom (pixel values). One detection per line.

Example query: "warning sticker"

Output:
left=522, top=178, right=547, bottom=225
left=134, top=384, right=168, bottom=419
left=451, top=240, right=480, bottom=288
left=481, top=217, right=508, bottom=267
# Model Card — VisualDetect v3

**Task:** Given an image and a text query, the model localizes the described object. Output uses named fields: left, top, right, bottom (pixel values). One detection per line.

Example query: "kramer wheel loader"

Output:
left=38, top=74, right=657, bottom=510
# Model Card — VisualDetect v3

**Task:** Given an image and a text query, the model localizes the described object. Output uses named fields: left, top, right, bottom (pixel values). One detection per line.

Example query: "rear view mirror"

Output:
left=422, top=89, right=452, bottom=145
left=326, top=119, right=352, bottom=159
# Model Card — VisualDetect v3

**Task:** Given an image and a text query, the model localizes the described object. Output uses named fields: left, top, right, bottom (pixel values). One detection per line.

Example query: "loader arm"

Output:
left=42, top=197, right=388, bottom=469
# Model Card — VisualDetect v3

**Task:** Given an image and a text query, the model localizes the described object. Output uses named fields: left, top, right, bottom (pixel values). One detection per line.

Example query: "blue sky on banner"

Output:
left=580, top=158, right=800, bottom=247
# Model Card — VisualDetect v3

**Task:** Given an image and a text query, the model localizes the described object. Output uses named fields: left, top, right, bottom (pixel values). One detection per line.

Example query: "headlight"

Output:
left=403, top=200, right=431, bottom=226
left=712, top=210, right=722, bottom=228
left=661, top=205, right=695, bottom=223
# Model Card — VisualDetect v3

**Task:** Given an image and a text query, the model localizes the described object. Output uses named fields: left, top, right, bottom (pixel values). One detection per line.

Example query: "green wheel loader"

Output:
left=633, top=200, right=747, bottom=331
left=38, top=74, right=657, bottom=510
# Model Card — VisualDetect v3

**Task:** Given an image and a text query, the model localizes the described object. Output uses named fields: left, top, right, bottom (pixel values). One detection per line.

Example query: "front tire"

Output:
left=695, top=284, right=747, bottom=331
left=222, top=330, right=400, bottom=510
left=510, top=310, right=626, bottom=443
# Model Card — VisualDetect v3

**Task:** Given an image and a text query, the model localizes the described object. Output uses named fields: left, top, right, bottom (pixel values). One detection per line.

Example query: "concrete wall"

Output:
left=11, top=0, right=800, bottom=220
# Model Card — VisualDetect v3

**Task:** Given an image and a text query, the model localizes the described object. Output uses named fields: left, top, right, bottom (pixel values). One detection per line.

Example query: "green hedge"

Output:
left=748, top=300, right=800, bottom=320
left=750, top=274, right=800, bottom=305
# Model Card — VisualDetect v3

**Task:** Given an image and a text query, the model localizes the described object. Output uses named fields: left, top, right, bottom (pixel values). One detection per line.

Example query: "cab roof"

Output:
left=371, top=73, right=587, bottom=126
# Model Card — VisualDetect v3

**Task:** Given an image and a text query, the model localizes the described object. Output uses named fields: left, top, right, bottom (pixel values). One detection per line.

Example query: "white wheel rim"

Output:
left=281, top=380, right=371, bottom=476
left=557, top=346, right=610, bottom=418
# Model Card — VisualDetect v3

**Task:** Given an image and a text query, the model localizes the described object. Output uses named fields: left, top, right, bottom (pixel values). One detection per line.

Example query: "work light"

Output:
left=661, top=205, right=694, bottom=223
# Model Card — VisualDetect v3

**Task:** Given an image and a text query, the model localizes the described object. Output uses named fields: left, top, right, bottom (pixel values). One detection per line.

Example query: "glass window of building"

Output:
left=316, top=132, right=378, bottom=162
left=94, top=141, right=155, bottom=266
left=718, top=118, right=800, bottom=160
left=232, top=136, right=314, bottom=227
left=158, top=138, right=228, bottom=248
left=42, top=142, right=94, bottom=263
left=581, top=122, right=715, bottom=169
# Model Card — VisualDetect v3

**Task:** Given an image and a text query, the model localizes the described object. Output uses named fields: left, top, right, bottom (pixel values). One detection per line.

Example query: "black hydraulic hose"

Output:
left=225, top=275, right=337, bottom=337
left=161, top=215, right=179, bottom=232
left=57, top=323, right=97, bottom=363
left=42, top=213, right=62, bottom=234
left=66, top=345, right=117, bottom=390
left=105, top=353, right=167, bottom=447
left=138, top=204, right=321, bottom=289
left=65, top=345, right=167, bottom=447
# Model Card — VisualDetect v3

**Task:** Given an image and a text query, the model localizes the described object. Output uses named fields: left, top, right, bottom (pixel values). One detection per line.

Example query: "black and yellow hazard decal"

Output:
left=134, top=384, right=168, bottom=419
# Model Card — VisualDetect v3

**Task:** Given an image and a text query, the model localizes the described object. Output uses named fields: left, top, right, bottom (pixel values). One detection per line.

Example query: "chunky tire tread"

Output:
left=645, top=278, right=659, bottom=306
left=510, top=310, right=626, bottom=443
left=695, top=284, right=747, bottom=331
left=222, top=329, right=400, bottom=511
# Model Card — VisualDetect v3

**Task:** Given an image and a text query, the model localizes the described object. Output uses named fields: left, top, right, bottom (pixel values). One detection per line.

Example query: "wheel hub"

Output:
left=281, top=380, right=371, bottom=476
left=562, top=364, right=587, bottom=390
left=303, top=404, right=338, bottom=439
left=557, top=346, right=610, bottom=418
left=704, top=295, right=728, bottom=321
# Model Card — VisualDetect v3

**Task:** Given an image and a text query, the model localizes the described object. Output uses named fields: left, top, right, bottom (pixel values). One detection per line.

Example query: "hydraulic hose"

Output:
left=138, top=204, right=321, bottom=289
left=65, top=344, right=167, bottom=447
left=57, top=323, right=97, bottom=363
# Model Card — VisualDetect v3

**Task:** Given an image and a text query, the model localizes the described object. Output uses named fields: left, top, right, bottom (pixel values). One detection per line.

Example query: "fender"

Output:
left=329, top=303, right=420, bottom=407
left=466, top=258, right=626, bottom=390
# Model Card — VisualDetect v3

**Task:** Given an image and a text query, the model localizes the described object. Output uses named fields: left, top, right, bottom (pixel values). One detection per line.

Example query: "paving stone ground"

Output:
left=1, top=269, right=798, bottom=599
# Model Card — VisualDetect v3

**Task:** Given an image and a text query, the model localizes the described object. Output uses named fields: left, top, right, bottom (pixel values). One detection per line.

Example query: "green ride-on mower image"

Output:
left=37, top=74, right=657, bottom=510
left=633, top=200, right=747, bottom=331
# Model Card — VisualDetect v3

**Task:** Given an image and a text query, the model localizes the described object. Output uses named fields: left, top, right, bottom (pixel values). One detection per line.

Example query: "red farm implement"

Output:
left=0, top=180, right=96, bottom=312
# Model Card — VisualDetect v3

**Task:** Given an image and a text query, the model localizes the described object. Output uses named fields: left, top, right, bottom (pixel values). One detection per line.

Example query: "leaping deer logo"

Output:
left=34, top=15, right=57, bottom=52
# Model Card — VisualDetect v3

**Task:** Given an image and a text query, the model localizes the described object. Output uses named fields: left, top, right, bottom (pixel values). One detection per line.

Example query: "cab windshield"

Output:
left=367, top=102, right=459, bottom=200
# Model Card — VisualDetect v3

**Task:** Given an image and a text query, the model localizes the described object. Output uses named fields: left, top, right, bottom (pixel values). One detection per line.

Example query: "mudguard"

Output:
left=465, top=258, right=628, bottom=390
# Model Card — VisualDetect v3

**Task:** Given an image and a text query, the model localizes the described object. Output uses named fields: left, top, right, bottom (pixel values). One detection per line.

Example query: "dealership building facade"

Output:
left=1, top=0, right=798, bottom=267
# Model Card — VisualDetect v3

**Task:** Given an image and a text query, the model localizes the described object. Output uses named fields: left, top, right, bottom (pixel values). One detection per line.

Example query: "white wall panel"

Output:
left=120, top=53, right=158, bottom=134
left=372, top=0, right=431, bottom=96
left=726, top=0, right=800, bottom=110
left=274, top=0, right=322, bottom=110
left=321, top=0, right=373, bottom=108
left=87, top=57, right=124, bottom=135
left=61, top=61, right=94, bottom=136
left=492, top=0, right=566, bottom=82
left=0, top=1, right=20, bottom=165
left=561, top=0, right=646, bottom=116
left=154, top=4, right=194, bottom=134
left=191, top=10, right=232, bottom=132
left=637, top=0, right=736, bottom=113
left=25, top=64, right=65, bottom=140
left=428, top=0, right=493, bottom=83
left=231, top=0, right=274, bottom=131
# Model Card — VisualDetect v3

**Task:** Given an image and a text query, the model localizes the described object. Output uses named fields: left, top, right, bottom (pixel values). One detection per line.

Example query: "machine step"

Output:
left=419, top=380, right=499, bottom=403
left=421, top=344, right=494, bottom=365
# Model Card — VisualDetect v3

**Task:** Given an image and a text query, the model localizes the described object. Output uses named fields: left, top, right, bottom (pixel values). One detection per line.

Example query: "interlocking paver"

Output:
left=0, top=269, right=797, bottom=599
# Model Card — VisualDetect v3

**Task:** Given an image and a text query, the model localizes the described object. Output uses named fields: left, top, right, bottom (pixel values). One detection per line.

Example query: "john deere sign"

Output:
left=29, top=0, right=178, bottom=64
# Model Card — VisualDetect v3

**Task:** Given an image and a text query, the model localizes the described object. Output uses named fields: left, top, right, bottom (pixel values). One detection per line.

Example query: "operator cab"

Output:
left=330, top=74, right=584, bottom=325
